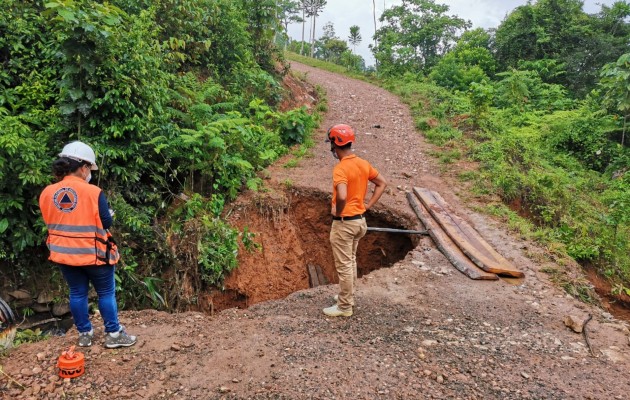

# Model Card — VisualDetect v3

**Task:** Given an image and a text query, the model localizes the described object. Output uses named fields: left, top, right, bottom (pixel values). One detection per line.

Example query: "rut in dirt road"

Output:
left=2, top=61, right=630, bottom=400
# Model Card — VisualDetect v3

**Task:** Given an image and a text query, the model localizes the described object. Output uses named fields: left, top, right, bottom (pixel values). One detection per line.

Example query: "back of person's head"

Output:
left=52, top=157, right=88, bottom=181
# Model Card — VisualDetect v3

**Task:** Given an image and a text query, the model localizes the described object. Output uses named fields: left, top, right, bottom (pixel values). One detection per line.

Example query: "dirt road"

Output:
left=2, top=62, right=630, bottom=400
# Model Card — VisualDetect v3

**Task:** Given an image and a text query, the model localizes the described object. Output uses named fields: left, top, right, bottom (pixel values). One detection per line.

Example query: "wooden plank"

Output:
left=407, top=192, right=498, bottom=280
left=414, top=187, right=524, bottom=278
left=308, top=263, right=320, bottom=287
left=430, top=190, right=523, bottom=273
left=315, top=265, right=328, bottom=285
left=415, top=187, right=521, bottom=277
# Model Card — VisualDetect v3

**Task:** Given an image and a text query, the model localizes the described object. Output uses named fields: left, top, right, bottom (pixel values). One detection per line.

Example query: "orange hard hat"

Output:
left=326, top=124, right=355, bottom=146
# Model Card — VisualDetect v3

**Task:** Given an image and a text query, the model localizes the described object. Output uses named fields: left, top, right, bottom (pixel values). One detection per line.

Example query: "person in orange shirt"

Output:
left=39, top=141, right=136, bottom=349
left=324, top=124, right=387, bottom=317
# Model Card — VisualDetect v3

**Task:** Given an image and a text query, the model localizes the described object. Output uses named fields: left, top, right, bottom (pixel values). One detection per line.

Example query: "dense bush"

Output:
left=0, top=0, right=316, bottom=310
left=378, top=63, right=630, bottom=286
left=429, top=29, right=496, bottom=92
left=470, top=104, right=630, bottom=281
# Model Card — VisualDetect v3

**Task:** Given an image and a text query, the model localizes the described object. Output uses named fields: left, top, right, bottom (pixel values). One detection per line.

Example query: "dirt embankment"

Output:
left=2, top=62, right=630, bottom=400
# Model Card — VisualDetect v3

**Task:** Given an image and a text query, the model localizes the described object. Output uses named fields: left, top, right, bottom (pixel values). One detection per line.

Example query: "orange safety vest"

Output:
left=39, top=175, right=120, bottom=266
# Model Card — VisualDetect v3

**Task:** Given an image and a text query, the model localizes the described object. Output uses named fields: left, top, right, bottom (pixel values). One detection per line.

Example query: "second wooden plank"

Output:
left=407, top=192, right=498, bottom=280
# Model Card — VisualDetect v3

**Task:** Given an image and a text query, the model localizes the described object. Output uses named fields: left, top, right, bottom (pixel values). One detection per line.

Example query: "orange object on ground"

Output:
left=57, top=345, right=85, bottom=378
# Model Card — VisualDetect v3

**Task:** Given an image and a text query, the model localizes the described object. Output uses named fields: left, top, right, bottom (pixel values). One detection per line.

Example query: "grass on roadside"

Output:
left=285, top=51, right=378, bottom=84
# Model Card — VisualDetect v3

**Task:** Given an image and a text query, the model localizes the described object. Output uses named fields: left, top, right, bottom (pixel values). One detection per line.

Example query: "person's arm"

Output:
left=365, top=173, right=387, bottom=211
left=333, top=183, right=347, bottom=216
left=98, top=191, right=113, bottom=229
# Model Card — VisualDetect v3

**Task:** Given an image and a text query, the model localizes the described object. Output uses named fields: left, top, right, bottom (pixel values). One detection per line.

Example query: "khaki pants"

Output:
left=330, top=218, right=367, bottom=311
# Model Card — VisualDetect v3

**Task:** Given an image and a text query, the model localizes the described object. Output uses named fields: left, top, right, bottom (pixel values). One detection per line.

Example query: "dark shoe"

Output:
left=104, top=326, right=137, bottom=349
left=78, top=329, right=94, bottom=347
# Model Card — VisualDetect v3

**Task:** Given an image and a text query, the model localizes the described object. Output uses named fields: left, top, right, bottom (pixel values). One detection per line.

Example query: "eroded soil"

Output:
left=2, top=62, right=630, bottom=400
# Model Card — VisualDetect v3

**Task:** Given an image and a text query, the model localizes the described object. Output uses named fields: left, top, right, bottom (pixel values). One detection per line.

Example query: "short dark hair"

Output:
left=334, top=142, right=352, bottom=151
left=52, top=157, right=89, bottom=180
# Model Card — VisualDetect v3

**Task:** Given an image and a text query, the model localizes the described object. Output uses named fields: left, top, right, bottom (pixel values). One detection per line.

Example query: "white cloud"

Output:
left=286, top=0, right=618, bottom=66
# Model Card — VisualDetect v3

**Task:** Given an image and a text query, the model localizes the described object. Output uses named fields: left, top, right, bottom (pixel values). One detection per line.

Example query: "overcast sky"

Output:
left=286, top=0, right=620, bottom=66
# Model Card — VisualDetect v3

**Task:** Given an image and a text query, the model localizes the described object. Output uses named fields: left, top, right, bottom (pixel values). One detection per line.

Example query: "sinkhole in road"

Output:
left=208, top=187, right=417, bottom=312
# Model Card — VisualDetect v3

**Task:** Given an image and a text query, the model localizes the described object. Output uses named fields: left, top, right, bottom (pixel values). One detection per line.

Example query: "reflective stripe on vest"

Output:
left=47, top=241, right=119, bottom=264
left=46, top=223, right=108, bottom=237
left=48, top=243, right=108, bottom=258
left=39, top=176, right=120, bottom=266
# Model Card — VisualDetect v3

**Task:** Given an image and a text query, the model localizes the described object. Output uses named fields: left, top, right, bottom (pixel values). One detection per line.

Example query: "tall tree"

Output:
left=304, top=0, right=326, bottom=58
left=372, top=0, right=378, bottom=66
left=372, top=0, right=470, bottom=75
left=601, top=53, right=630, bottom=146
left=314, top=21, right=348, bottom=62
left=493, top=0, right=630, bottom=97
left=278, top=0, right=303, bottom=50
left=300, top=0, right=307, bottom=54
left=321, top=20, right=335, bottom=40
left=348, top=25, right=362, bottom=54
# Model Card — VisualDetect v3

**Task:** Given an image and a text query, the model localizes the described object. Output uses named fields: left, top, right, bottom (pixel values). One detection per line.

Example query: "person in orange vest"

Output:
left=324, top=124, right=387, bottom=317
left=39, top=141, right=137, bottom=349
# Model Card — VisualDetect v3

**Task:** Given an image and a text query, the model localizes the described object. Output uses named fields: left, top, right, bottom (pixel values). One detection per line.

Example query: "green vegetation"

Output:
left=12, top=328, right=49, bottom=347
left=3, top=0, right=630, bottom=309
left=372, top=0, right=470, bottom=76
left=0, top=0, right=318, bottom=310
left=385, top=64, right=630, bottom=289
left=286, top=52, right=375, bottom=83
left=286, top=0, right=630, bottom=297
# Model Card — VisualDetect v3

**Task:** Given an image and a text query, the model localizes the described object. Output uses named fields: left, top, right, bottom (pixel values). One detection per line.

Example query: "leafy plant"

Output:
left=13, top=328, right=49, bottom=347
left=600, top=52, right=630, bottom=146
left=0, top=0, right=318, bottom=312
left=372, top=0, right=470, bottom=75
left=20, top=307, right=34, bottom=317
left=425, top=124, right=462, bottom=145
left=241, top=226, right=261, bottom=252
left=279, top=106, right=315, bottom=146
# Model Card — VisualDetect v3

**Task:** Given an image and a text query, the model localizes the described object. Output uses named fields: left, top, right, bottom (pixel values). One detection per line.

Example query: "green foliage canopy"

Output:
left=372, top=0, right=470, bottom=76
left=0, top=0, right=316, bottom=308
left=429, top=28, right=496, bottom=91
left=493, top=0, right=630, bottom=97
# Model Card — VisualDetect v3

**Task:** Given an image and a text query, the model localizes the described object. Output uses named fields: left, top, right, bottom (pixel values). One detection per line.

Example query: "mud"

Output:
left=215, top=187, right=415, bottom=311
left=585, top=266, right=630, bottom=321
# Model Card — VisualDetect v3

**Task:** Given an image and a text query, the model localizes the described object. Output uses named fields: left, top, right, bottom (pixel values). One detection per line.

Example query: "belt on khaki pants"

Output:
left=332, top=214, right=364, bottom=221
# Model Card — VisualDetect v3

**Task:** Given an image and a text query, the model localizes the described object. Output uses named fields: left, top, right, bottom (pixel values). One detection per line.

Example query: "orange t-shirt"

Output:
left=332, top=154, right=379, bottom=217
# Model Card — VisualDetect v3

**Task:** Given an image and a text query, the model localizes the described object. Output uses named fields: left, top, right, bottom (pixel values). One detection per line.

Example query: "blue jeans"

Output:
left=58, top=264, right=120, bottom=334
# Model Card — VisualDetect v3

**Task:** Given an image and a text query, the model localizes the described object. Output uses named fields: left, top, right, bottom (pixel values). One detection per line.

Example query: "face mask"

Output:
left=85, top=172, right=92, bottom=183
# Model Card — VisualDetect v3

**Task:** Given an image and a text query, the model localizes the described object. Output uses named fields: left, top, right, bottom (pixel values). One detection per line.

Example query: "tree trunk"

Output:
left=310, top=14, right=316, bottom=58
left=300, top=8, right=305, bottom=55
left=78, top=77, right=82, bottom=139
left=273, top=0, right=278, bottom=44
left=373, top=0, right=378, bottom=72
left=623, top=114, right=627, bottom=147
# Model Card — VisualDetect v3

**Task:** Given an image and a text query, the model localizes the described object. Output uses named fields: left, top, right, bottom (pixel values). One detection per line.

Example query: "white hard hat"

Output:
left=59, top=141, right=98, bottom=170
